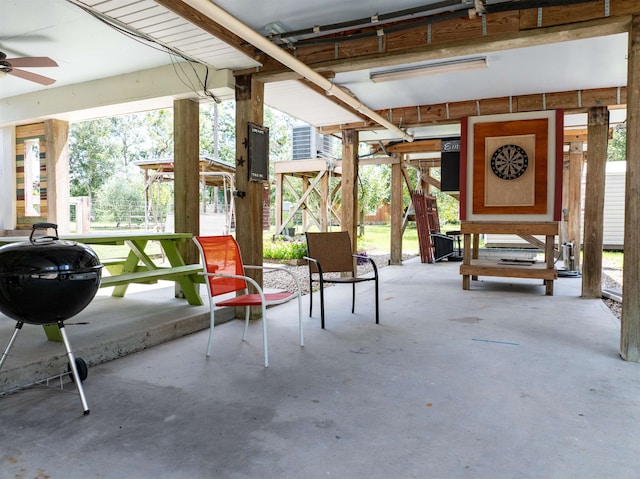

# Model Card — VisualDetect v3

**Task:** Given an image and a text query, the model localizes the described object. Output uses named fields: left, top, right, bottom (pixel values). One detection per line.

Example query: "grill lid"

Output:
left=0, top=223, right=102, bottom=276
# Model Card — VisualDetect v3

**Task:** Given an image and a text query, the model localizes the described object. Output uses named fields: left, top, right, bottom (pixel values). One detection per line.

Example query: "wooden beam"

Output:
left=565, top=129, right=590, bottom=143
left=621, top=14, right=640, bottom=362
left=244, top=4, right=635, bottom=81
left=567, top=142, right=584, bottom=270
left=154, top=0, right=261, bottom=63
left=390, top=159, right=403, bottom=265
left=386, top=139, right=441, bottom=154
left=341, top=129, right=358, bottom=252
left=321, top=172, right=329, bottom=232
left=581, top=106, right=609, bottom=298
left=235, top=75, right=264, bottom=290
left=275, top=172, right=284, bottom=235
left=319, top=87, right=628, bottom=134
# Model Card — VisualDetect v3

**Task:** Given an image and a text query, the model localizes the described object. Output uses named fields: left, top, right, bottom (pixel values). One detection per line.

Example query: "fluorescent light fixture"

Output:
left=370, top=56, right=488, bottom=83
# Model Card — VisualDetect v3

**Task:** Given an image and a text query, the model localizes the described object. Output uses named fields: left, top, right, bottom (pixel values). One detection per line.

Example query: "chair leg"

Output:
left=308, top=275, right=313, bottom=317
left=351, top=282, right=356, bottom=314
left=319, top=278, right=325, bottom=329
left=375, top=278, right=380, bottom=324
left=297, top=293, right=304, bottom=347
left=241, top=305, right=250, bottom=341
left=261, top=303, right=268, bottom=368
left=206, top=307, right=215, bottom=357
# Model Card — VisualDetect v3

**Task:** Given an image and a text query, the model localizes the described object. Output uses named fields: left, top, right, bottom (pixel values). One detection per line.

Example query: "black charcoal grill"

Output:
left=0, top=223, right=102, bottom=415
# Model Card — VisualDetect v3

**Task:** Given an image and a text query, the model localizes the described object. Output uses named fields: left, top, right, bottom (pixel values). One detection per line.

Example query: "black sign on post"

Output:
left=441, top=137, right=461, bottom=193
left=248, top=122, right=269, bottom=182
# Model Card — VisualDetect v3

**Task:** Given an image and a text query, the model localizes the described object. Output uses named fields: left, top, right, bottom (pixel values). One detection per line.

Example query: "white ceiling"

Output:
left=0, top=0, right=630, bottom=138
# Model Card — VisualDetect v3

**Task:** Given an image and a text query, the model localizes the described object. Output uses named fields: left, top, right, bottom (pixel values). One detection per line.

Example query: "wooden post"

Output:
left=275, top=172, right=283, bottom=235
left=390, top=158, right=403, bottom=265
left=44, top=119, right=70, bottom=234
left=320, top=171, right=329, bottom=232
left=581, top=106, right=609, bottom=298
left=621, top=15, right=640, bottom=362
left=302, top=176, right=309, bottom=233
left=235, top=75, right=264, bottom=288
left=173, top=98, right=200, bottom=265
left=567, top=142, right=584, bottom=270
left=341, top=129, right=358, bottom=253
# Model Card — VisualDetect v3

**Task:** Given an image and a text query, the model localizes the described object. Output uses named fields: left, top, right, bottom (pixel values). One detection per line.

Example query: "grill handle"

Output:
left=30, top=223, right=59, bottom=244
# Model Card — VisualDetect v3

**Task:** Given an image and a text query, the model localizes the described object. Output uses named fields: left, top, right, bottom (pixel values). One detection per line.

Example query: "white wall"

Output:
left=600, top=161, right=626, bottom=249
left=0, top=126, right=16, bottom=231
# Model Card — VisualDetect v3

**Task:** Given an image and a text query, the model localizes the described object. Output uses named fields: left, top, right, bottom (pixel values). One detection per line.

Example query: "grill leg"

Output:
left=0, top=321, right=23, bottom=371
left=57, top=321, right=90, bottom=415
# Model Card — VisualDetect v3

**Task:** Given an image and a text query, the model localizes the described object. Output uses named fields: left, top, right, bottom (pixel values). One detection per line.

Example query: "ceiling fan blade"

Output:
left=9, top=68, right=56, bottom=86
left=8, top=57, right=58, bottom=68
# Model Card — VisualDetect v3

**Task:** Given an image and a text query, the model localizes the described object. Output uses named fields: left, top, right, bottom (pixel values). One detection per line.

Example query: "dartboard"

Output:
left=490, top=144, right=529, bottom=180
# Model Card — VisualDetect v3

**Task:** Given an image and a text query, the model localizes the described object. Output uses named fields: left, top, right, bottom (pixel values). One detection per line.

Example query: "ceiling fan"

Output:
left=0, top=51, right=58, bottom=86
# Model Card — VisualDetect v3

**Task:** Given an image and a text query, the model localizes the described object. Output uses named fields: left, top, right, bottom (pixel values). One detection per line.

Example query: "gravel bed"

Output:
left=602, top=260, right=623, bottom=320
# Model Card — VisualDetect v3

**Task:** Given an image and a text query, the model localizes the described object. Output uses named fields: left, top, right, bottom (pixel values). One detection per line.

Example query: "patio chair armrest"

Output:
left=303, top=256, right=324, bottom=277
left=353, top=254, right=379, bottom=276
left=244, top=264, right=303, bottom=295
left=245, top=264, right=286, bottom=272
left=201, top=271, right=268, bottom=300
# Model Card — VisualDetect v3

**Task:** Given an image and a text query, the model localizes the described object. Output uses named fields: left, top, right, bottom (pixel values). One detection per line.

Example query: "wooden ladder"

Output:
left=412, top=192, right=441, bottom=263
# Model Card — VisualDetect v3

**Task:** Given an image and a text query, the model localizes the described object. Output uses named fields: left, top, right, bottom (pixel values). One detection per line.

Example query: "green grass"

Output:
left=602, top=250, right=624, bottom=268
left=262, top=224, right=420, bottom=258
left=356, top=224, right=419, bottom=255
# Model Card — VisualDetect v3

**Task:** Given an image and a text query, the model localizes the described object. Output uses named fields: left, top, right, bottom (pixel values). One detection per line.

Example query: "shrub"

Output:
left=263, top=238, right=307, bottom=260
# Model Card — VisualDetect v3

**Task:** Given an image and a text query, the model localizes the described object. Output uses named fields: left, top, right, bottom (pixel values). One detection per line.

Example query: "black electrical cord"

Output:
left=66, top=0, right=221, bottom=103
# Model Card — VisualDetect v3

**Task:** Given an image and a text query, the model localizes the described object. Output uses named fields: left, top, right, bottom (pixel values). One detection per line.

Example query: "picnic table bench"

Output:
left=0, top=231, right=204, bottom=341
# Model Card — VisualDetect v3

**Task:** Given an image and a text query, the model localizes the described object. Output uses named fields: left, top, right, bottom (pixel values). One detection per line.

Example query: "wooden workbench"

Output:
left=459, top=221, right=559, bottom=295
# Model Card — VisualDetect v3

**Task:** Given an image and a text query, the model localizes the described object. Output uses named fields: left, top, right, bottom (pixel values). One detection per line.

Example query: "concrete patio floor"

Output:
left=1, top=257, right=639, bottom=478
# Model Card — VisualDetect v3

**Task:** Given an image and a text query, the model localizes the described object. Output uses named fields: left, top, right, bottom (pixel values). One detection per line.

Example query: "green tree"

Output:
left=93, top=166, right=145, bottom=226
left=264, top=106, right=295, bottom=163
left=69, top=119, right=118, bottom=199
left=200, top=100, right=235, bottom=163
left=358, top=164, right=388, bottom=216
left=110, top=114, right=146, bottom=166
left=144, top=109, right=174, bottom=159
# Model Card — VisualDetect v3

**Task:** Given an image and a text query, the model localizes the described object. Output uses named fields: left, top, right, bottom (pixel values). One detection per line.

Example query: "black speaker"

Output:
left=441, top=137, right=460, bottom=193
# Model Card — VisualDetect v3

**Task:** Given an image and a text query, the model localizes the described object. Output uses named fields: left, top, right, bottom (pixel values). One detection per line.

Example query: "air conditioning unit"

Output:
left=292, top=125, right=335, bottom=160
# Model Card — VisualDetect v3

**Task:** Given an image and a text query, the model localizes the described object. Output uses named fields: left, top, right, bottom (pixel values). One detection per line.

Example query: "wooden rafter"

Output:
left=318, top=86, right=628, bottom=134
left=154, top=0, right=263, bottom=63
left=239, top=2, right=637, bottom=81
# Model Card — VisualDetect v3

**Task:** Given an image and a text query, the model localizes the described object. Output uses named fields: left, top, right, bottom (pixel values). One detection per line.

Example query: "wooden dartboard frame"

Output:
left=460, top=110, right=563, bottom=222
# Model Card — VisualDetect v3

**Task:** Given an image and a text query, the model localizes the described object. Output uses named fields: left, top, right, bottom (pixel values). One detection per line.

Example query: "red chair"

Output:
left=193, top=235, right=303, bottom=367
